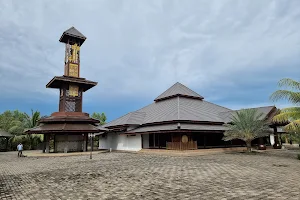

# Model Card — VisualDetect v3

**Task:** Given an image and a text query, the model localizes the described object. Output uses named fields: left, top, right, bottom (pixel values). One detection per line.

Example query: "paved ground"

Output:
left=19, top=150, right=108, bottom=157
left=0, top=150, right=300, bottom=200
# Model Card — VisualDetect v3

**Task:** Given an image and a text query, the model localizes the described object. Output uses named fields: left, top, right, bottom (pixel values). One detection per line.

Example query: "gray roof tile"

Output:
left=180, top=124, right=227, bottom=131
left=219, top=106, right=275, bottom=123
left=104, top=95, right=231, bottom=127
left=154, top=82, right=204, bottom=101
left=59, top=27, right=87, bottom=44
left=103, top=83, right=277, bottom=133
left=62, top=27, right=86, bottom=39
left=126, top=124, right=177, bottom=133
left=125, top=123, right=227, bottom=133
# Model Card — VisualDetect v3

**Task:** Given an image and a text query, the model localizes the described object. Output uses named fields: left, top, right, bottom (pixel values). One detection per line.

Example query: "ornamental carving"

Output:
left=182, top=135, right=188, bottom=143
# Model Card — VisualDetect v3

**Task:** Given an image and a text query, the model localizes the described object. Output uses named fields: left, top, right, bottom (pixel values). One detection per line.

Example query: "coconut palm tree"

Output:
left=223, top=108, right=271, bottom=152
left=24, top=109, right=41, bottom=128
left=270, top=78, right=300, bottom=132
left=24, top=110, right=43, bottom=149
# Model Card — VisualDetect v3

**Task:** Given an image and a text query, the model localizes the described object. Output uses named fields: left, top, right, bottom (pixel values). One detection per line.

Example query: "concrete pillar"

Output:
left=270, top=134, right=275, bottom=145
left=5, top=137, right=9, bottom=151
left=83, top=133, right=87, bottom=152
left=64, top=133, right=69, bottom=153
left=273, top=127, right=282, bottom=149
left=45, top=134, right=50, bottom=153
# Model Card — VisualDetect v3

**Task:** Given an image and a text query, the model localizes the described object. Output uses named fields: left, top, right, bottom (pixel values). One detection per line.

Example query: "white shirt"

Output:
left=17, top=144, right=23, bottom=151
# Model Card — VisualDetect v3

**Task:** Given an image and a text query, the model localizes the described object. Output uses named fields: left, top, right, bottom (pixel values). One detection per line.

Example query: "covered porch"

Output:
left=140, top=124, right=284, bottom=151
left=143, top=131, right=245, bottom=151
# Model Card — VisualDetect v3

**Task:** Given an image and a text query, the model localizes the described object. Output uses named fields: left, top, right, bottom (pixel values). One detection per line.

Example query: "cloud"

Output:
left=0, top=0, right=299, bottom=119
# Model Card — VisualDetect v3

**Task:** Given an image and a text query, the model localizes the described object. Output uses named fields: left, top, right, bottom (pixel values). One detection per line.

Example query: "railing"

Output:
left=166, top=141, right=197, bottom=150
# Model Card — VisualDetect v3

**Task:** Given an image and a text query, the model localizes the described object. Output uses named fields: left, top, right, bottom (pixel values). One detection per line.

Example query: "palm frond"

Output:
left=270, top=90, right=300, bottom=105
left=10, top=135, right=27, bottom=143
left=24, top=109, right=41, bottom=129
left=223, top=108, right=271, bottom=143
left=283, top=119, right=300, bottom=132
left=33, top=134, right=44, bottom=141
left=278, top=78, right=300, bottom=90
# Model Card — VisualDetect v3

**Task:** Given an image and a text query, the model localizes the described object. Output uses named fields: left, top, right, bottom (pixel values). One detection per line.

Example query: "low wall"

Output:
left=55, top=134, right=84, bottom=152
left=282, top=143, right=300, bottom=149
left=99, top=133, right=142, bottom=151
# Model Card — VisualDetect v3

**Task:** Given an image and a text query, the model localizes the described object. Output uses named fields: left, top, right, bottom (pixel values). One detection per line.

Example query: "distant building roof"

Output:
left=0, top=130, right=13, bottom=137
left=154, top=82, right=204, bottom=102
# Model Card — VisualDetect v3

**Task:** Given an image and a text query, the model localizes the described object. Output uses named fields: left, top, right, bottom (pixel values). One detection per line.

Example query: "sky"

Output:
left=0, top=0, right=299, bottom=122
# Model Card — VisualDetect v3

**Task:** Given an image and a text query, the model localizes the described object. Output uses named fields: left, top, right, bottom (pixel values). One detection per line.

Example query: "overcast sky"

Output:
left=0, top=0, right=299, bottom=121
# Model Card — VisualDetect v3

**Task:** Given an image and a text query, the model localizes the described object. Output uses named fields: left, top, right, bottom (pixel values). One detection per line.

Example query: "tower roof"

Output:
left=59, top=27, right=87, bottom=45
left=46, top=76, right=97, bottom=92
left=154, top=82, right=204, bottom=102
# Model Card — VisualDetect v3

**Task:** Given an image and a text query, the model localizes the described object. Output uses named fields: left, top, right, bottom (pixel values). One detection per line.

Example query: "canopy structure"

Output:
left=0, top=130, right=13, bottom=151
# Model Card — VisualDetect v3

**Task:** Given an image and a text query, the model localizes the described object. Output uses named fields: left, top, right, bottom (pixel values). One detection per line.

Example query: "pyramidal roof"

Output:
left=59, top=27, right=87, bottom=44
left=154, top=82, right=204, bottom=102
left=103, top=82, right=278, bottom=129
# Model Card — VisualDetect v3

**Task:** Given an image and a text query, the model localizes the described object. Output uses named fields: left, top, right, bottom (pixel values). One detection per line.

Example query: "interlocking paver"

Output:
left=0, top=150, right=300, bottom=199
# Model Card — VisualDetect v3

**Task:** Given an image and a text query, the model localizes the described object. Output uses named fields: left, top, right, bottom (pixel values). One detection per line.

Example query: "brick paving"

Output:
left=0, top=150, right=300, bottom=200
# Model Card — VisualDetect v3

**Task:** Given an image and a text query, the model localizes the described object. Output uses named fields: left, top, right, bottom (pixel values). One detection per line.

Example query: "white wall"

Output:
left=270, top=134, right=275, bottom=145
left=98, top=132, right=142, bottom=151
left=98, top=135, right=108, bottom=149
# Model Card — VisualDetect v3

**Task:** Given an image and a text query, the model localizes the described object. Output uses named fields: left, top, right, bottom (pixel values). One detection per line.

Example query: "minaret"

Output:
left=58, top=27, right=85, bottom=112
left=26, top=27, right=101, bottom=153
left=46, top=27, right=97, bottom=113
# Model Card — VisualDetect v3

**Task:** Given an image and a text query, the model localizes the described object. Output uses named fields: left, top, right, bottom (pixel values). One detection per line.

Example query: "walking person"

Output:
left=17, top=143, right=23, bottom=157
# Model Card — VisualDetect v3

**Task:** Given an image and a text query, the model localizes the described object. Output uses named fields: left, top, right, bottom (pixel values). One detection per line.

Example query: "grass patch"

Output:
left=297, top=154, right=300, bottom=160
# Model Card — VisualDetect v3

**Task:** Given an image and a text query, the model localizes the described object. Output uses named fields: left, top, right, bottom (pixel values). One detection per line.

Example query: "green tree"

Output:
left=223, top=108, right=271, bottom=152
left=91, top=112, right=107, bottom=125
left=0, top=110, right=26, bottom=135
left=24, top=109, right=41, bottom=128
left=10, top=109, right=43, bottom=150
left=270, top=78, right=300, bottom=132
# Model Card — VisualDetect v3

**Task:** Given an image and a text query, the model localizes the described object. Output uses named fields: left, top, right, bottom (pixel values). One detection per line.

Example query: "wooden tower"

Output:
left=26, top=27, right=101, bottom=153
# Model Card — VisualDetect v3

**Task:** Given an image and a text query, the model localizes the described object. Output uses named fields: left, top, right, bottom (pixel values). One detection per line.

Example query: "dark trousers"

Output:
left=18, top=150, right=23, bottom=157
